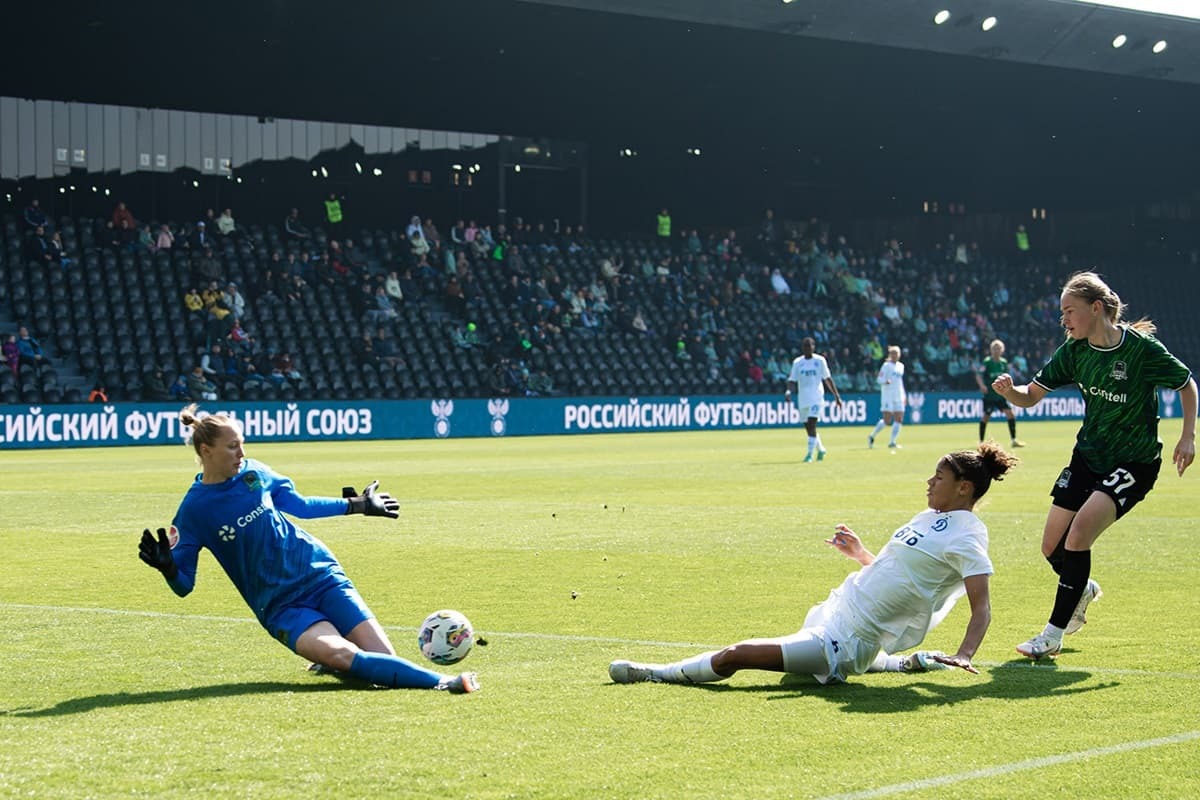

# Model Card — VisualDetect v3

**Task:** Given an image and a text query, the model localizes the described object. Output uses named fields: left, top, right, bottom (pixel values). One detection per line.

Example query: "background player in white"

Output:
left=785, top=337, right=843, bottom=462
left=869, top=345, right=906, bottom=450
left=609, top=443, right=1018, bottom=685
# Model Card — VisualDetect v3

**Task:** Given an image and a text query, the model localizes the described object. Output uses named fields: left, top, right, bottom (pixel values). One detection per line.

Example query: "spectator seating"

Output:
left=3, top=209, right=1191, bottom=405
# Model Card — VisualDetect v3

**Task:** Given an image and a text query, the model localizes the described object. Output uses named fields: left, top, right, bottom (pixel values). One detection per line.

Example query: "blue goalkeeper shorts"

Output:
left=265, top=577, right=374, bottom=652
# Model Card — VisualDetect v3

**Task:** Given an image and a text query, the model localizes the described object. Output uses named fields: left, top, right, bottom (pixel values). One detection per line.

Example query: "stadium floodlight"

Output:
left=372, top=167, right=383, bottom=176
left=514, top=165, right=522, bottom=172
left=982, top=16, right=998, bottom=30
left=934, top=10, right=951, bottom=24
left=354, top=162, right=363, bottom=174
left=1153, top=39, right=1168, bottom=52
left=1112, top=34, right=1128, bottom=47
left=320, top=166, right=328, bottom=178
left=1061, top=1, right=1200, bottom=22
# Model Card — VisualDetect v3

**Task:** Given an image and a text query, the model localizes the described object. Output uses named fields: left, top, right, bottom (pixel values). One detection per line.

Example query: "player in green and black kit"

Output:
left=993, top=272, right=1196, bottom=660
left=975, top=339, right=1025, bottom=447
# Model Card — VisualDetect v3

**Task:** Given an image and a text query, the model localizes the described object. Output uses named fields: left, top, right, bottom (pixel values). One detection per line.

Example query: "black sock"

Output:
left=1045, top=535, right=1067, bottom=575
left=979, top=421, right=987, bottom=441
left=1049, top=549, right=1091, bottom=629
left=1008, top=418, right=1017, bottom=439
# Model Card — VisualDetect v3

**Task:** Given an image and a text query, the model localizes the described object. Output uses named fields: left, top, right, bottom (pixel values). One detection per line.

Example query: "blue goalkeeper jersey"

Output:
left=166, top=458, right=351, bottom=626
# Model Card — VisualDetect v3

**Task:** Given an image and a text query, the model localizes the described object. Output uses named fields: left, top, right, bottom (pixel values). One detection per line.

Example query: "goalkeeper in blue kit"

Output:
left=138, top=404, right=478, bottom=693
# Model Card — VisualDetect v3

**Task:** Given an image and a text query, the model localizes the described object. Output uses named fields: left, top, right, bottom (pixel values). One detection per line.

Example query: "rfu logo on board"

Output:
left=488, top=398, right=510, bottom=437
left=431, top=399, right=454, bottom=438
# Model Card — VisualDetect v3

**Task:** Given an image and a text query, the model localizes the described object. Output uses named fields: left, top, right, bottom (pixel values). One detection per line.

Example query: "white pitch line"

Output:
left=0, top=602, right=714, bottom=650
left=3, top=602, right=1200, bottom=679
left=814, top=730, right=1200, bottom=800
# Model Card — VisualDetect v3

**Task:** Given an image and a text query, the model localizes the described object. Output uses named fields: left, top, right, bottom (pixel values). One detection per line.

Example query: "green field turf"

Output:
left=1, top=420, right=1197, bottom=799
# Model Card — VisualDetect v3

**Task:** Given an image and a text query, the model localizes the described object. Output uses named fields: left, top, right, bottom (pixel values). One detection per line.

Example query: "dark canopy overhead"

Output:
left=3, top=0, right=1198, bottom=213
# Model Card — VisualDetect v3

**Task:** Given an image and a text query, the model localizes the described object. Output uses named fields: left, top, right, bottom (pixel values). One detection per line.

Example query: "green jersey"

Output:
left=979, top=356, right=1008, bottom=401
left=1032, top=326, right=1191, bottom=472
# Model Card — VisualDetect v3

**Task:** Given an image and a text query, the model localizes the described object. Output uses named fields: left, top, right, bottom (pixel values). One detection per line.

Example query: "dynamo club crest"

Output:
left=431, top=399, right=454, bottom=438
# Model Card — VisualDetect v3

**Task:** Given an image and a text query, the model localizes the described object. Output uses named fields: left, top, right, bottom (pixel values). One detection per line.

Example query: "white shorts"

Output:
left=783, top=594, right=884, bottom=683
left=880, top=395, right=906, bottom=414
left=798, top=402, right=824, bottom=420
left=779, top=621, right=878, bottom=685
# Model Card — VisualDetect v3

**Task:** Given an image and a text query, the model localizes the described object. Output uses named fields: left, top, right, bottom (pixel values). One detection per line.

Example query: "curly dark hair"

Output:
left=940, top=441, right=1019, bottom=500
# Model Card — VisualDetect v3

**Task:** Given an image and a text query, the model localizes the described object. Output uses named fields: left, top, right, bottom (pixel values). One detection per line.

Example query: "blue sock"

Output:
left=348, top=651, right=443, bottom=689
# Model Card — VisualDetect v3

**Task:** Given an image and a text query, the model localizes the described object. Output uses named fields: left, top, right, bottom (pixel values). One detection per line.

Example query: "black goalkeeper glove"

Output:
left=138, top=527, right=178, bottom=579
left=343, top=480, right=400, bottom=518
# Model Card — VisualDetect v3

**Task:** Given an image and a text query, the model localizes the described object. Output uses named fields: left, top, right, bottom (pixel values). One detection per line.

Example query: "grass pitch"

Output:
left=1, top=421, right=1198, bottom=798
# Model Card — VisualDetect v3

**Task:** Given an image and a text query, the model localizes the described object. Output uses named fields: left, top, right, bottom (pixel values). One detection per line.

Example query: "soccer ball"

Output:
left=417, top=609, right=475, bottom=665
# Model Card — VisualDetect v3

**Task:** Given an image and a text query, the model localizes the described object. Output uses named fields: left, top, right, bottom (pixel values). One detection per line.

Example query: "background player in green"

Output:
left=993, top=272, right=1196, bottom=659
left=975, top=339, right=1025, bottom=448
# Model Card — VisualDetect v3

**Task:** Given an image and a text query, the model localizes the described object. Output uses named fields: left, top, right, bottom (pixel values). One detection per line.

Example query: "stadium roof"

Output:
left=523, top=0, right=1200, bottom=85
left=2, top=1, right=1198, bottom=211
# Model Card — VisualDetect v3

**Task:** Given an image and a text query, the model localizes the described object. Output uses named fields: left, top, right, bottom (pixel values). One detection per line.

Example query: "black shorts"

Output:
left=982, top=396, right=1011, bottom=414
left=1049, top=448, right=1161, bottom=520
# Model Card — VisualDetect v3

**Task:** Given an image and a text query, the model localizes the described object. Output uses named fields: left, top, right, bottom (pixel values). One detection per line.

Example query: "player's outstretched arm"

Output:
left=138, top=528, right=178, bottom=579
left=940, top=573, right=991, bottom=674
left=826, top=524, right=875, bottom=566
left=1173, top=378, right=1197, bottom=477
left=992, top=374, right=1045, bottom=408
left=344, top=480, right=401, bottom=518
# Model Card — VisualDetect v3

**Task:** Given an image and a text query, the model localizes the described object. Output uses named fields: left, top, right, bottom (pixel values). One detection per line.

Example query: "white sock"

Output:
left=890, top=421, right=902, bottom=444
left=656, top=651, right=724, bottom=684
left=1041, top=623, right=1066, bottom=642
left=868, top=651, right=905, bottom=673
left=806, top=436, right=816, bottom=455
left=871, top=420, right=885, bottom=438
left=815, top=434, right=825, bottom=452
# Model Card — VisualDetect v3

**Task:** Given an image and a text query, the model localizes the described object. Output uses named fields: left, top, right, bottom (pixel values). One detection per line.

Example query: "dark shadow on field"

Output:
left=684, top=662, right=1118, bottom=712
left=1, top=678, right=371, bottom=718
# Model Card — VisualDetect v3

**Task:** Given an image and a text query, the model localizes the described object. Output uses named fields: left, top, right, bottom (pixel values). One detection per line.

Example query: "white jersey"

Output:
left=878, top=360, right=906, bottom=411
left=804, top=509, right=992, bottom=658
left=788, top=354, right=832, bottom=407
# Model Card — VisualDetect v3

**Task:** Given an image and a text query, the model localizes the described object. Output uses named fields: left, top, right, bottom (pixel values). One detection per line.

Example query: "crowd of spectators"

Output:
left=3, top=192, right=1079, bottom=403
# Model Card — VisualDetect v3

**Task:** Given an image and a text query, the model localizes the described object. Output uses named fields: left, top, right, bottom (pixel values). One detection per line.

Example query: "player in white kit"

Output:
left=609, top=443, right=1018, bottom=685
left=869, top=345, right=906, bottom=450
left=785, top=337, right=844, bottom=462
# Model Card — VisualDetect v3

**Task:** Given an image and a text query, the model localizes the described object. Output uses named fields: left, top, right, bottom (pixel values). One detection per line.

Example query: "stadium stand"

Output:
left=1, top=207, right=1191, bottom=405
